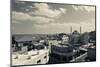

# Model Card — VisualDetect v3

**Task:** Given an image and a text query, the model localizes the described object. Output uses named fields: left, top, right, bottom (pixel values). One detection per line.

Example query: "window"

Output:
left=44, top=56, right=47, bottom=59
left=37, top=60, right=41, bottom=64
left=63, top=57, right=67, bottom=61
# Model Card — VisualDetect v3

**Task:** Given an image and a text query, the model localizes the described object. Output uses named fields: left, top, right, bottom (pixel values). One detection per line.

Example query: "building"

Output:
left=79, top=32, right=89, bottom=45
left=51, top=44, right=73, bottom=62
left=12, top=49, right=49, bottom=66
left=69, top=30, right=80, bottom=45
left=49, top=35, right=73, bottom=62
left=12, top=35, right=38, bottom=52
left=87, top=45, right=96, bottom=61
left=12, top=35, right=50, bottom=66
left=62, top=35, right=69, bottom=44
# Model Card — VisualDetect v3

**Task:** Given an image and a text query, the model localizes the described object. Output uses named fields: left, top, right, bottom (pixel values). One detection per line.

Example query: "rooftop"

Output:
left=12, top=49, right=49, bottom=65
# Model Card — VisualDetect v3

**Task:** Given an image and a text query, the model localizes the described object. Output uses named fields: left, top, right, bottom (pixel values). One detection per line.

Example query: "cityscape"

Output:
left=11, top=0, right=96, bottom=66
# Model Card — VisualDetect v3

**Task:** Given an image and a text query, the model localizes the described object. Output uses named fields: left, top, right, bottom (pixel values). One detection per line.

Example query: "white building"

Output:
left=62, top=35, right=69, bottom=44
left=12, top=49, right=49, bottom=66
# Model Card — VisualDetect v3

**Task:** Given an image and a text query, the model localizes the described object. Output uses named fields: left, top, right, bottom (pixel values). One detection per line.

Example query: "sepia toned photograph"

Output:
left=11, top=0, right=96, bottom=66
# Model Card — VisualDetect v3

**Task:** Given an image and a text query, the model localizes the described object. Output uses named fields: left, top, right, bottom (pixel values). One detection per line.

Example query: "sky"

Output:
left=11, top=0, right=96, bottom=34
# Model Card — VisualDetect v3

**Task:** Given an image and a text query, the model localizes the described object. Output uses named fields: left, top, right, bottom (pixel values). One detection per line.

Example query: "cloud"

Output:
left=72, top=5, right=95, bottom=12
left=15, top=0, right=26, bottom=4
left=12, top=1, right=95, bottom=34
left=59, top=8, right=67, bottom=14
left=34, top=21, right=95, bottom=34
left=12, top=11, right=32, bottom=21
left=12, top=3, right=67, bottom=25
left=30, top=3, right=67, bottom=18
left=12, top=11, right=54, bottom=24
left=12, top=20, right=20, bottom=24
left=32, top=16, right=54, bottom=24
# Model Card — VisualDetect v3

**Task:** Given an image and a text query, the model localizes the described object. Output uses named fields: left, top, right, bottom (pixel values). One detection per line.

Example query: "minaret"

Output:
left=70, top=26, right=72, bottom=33
left=80, top=26, right=82, bottom=34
